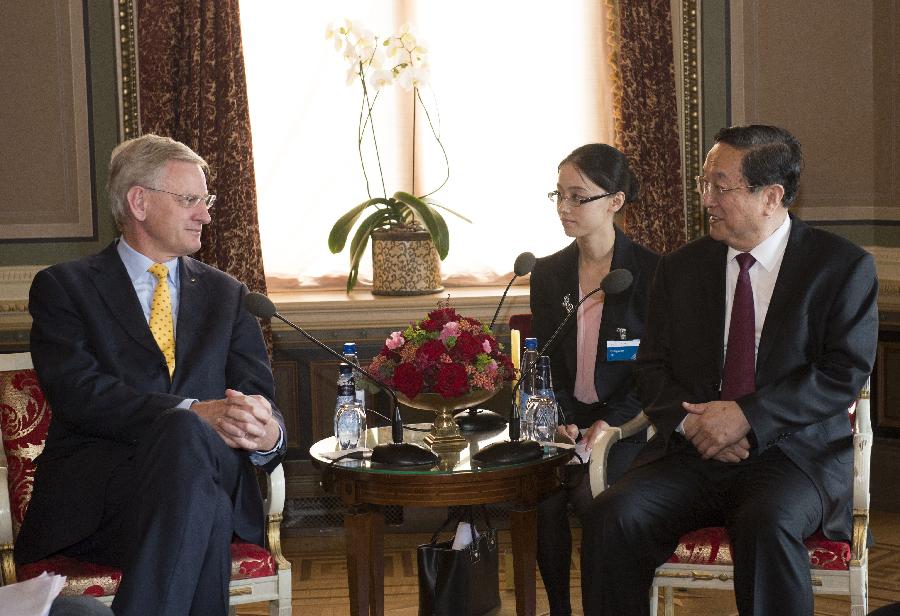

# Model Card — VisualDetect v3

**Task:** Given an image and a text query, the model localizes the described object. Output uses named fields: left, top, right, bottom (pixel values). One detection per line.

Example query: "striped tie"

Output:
left=148, top=263, right=176, bottom=377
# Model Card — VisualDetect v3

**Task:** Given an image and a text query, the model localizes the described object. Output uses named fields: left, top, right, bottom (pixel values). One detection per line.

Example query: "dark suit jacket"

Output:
left=634, top=215, right=878, bottom=540
left=15, top=241, right=286, bottom=564
left=530, top=227, right=659, bottom=429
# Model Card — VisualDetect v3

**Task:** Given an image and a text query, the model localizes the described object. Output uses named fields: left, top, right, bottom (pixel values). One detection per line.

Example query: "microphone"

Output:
left=488, top=251, right=536, bottom=330
left=472, top=268, right=634, bottom=466
left=243, top=292, right=439, bottom=467
left=457, top=252, right=536, bottom=433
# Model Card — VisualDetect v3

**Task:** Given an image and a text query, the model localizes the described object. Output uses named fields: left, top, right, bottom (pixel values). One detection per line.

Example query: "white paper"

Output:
left=451, top=521, right=479, bottom=550
left=0, top=572, right=67, bottom=616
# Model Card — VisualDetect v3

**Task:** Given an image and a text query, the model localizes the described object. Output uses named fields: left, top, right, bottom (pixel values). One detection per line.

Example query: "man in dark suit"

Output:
left=14, top=134, right=286, bottom=616
left=580, top=125, right=878, bottom=616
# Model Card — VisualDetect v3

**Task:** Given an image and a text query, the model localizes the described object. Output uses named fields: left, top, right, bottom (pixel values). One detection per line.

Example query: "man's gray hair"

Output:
left=107, top=134, right=209, bottom=230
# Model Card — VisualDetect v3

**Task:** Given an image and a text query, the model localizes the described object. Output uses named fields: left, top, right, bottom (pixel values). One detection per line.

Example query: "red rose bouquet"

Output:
left=368, top=305, right=515, bottom=399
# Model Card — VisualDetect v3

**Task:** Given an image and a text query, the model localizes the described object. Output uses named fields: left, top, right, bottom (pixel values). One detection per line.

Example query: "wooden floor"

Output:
left=238, top=510, right=900, bottom=615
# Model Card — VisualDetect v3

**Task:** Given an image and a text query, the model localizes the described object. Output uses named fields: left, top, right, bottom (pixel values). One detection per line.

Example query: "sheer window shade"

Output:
left=240, top=1, right=614, bottom=289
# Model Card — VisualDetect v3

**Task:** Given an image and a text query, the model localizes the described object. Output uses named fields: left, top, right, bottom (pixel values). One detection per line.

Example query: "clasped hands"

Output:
left=682, top=400, right=751, bottom=463
left=191, top=388, right=279, bottom=452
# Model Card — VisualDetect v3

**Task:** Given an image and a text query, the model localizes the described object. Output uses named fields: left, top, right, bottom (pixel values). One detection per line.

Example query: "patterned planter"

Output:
left=371, top=228, right=443, bottom=296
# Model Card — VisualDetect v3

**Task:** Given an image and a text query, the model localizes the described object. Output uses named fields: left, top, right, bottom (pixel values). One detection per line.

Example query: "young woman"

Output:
left=529, top=143, right=659, bottom=615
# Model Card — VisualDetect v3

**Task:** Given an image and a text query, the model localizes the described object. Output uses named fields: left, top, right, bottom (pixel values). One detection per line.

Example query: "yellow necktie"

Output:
left=148, top=263, right=176, bottom=377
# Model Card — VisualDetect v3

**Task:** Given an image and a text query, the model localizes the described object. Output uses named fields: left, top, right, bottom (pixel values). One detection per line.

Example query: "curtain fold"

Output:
left=613, top=0, right=686, bottom=254
left=136, top=0, right=268, bottom=298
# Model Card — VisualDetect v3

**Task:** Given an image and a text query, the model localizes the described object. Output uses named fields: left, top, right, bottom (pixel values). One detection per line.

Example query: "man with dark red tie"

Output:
left=580, top=125, right=878, bottom=616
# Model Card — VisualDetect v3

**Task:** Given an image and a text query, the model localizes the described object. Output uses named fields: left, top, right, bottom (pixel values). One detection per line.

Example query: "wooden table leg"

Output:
left=345, top=506, right=385, bottom=616
left=509, top=506, right=538, bottom=616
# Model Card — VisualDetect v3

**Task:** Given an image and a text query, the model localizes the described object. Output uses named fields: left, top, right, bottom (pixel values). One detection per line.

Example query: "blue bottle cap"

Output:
left=343, top=342, right=357, bottom=354
left=524, top=337, right=538, bottom=350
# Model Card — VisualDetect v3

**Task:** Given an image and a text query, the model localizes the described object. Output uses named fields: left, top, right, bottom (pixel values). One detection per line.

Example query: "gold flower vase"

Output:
left=397, top=389, right=497, bottom=453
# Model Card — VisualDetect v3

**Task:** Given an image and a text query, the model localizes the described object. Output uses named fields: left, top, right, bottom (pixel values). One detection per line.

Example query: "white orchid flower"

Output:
left=396, top=65, right=430, bottom=91
left=368, top=69, right=394, bottom=91
left=345, top=65, right=360, bottom=86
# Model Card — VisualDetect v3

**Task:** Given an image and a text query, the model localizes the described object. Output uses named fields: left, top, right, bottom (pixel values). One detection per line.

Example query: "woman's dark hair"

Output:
left=558, top=144, right=640, bottom=204
left=714, top=125, right=803, bottom=207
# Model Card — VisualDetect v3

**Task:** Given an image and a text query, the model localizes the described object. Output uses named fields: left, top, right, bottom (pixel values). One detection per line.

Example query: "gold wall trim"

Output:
left=113, top=0, right=140, bottom=141
left=677, top=0, right=704, bottom=242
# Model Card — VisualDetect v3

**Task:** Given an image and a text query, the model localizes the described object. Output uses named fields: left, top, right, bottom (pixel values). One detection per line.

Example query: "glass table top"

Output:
left=309, top=423, right=573, bottom=475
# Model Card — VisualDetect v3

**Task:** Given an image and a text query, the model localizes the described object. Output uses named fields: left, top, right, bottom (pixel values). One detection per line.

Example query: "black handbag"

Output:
left=417, top=506, right=501, bottom=616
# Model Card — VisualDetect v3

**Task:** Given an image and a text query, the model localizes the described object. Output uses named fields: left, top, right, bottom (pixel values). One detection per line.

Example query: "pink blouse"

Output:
left=573, top=285, right=604, bottom=403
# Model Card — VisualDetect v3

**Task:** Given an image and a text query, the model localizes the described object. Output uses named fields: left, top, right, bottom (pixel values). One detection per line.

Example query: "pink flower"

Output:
left=439, top=321, right=461, bottom=342
left=482, top=339, right=492, bottom=354
left=385, top=331, right=405, bottom=350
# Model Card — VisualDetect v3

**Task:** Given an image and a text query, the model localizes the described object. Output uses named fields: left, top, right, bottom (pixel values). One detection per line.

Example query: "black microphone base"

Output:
left=454, top=408, right=507, bottom=432
left=471, top=439, right=543, bottom=467
left=371, top=442, right=439, bottom=467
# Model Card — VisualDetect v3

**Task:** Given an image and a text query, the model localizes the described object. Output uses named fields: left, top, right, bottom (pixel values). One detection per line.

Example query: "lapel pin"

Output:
left=562, top=294, right=574, bottom=314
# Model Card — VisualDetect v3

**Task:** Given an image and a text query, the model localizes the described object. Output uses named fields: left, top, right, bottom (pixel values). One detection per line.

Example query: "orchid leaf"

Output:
left=394, top=191, right=449, bottom=259
left=423, top=198, right=473, bottom=224
left=327, top=197, right=393, bottom=253
left=346, top=209, right=392, bottom=292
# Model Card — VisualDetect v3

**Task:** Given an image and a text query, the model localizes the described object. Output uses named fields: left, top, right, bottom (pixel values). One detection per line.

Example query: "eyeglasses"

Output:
left=142, top=186, right=217, bottom=209
left=547, top=190, right=615, bottom=208
left=694, top=176, right=757, bottom=196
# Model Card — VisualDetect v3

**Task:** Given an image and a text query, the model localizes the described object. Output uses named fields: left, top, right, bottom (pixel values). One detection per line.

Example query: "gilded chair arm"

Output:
left=588, top=412, right=652, bottom=498
left=264, top=463, right=290, bottom=570
left=1, top=446, right=15, bottom=586
left=265, top=463, right=285, bottom=517
left=852, top=381, right=872, bottom=513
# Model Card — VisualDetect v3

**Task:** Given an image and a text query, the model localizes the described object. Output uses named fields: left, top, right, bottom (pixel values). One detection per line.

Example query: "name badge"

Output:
left=607, top=339, right=640, bottom=362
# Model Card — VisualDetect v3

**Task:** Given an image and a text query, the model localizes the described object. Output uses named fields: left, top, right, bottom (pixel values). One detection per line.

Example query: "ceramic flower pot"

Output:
left=371, top=228, right=443, bottom=296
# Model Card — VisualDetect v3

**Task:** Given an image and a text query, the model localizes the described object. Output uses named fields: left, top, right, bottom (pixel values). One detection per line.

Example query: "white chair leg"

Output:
left=664, top=586, right=675, bottom=616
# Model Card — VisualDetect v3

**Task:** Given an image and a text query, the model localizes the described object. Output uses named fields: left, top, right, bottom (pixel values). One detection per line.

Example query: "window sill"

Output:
left=270, top=285, right=530, bottom=333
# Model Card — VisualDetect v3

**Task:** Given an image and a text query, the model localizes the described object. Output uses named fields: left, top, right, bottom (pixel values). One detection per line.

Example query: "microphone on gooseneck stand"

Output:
left=456, top=252, right=537, bottom=433
left=488, top=251, right=536, bottom=331
left=471, top=268, right=634, bottom=466
left=243, top=293, right=439, bottom=467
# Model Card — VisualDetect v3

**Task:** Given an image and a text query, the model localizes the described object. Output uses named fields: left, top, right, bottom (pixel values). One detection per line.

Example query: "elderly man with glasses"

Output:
left=580, top=125, right=878, bottom=616
left=15, top=134, right=286, bottom=616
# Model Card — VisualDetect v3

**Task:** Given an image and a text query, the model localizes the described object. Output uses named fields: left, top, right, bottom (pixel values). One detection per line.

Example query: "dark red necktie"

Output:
left=721, top=252, right=756, bottom=400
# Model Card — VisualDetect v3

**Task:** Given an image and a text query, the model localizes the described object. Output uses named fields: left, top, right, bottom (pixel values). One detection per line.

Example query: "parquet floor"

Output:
left=238, top=510, right=900, bottom=615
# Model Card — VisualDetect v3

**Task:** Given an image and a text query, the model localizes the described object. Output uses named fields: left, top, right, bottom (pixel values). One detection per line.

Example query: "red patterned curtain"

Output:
left=613, top=0, right=686, bottom=254
left=136, top=0, right=267, bottom=296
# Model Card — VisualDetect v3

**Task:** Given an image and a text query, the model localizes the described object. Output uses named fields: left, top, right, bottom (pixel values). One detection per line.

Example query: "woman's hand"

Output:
left=580, top=419, right=611, bottom=452
left=557, top=423, right=580, bottom=443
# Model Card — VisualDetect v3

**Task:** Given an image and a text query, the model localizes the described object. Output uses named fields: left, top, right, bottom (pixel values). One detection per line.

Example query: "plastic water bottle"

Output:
left=342, top=342, right=366, bottom=408
left=519, top=337, right=539, bottom=437
left=527, top=355, right=558, bottom=443
left=334, top=363, right=366, bottom=449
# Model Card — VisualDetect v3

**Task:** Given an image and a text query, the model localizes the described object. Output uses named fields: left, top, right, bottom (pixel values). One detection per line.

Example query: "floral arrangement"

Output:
left=367, top=305, right=515, bottom=400
left=325, top=19, right=470, bottom=292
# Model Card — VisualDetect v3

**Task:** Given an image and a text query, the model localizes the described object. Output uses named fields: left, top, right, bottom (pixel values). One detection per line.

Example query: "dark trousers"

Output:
left=537, top=439, right=643, bottom=616
left=61, top=410, right=260, bottom=616
left=580, top=443, right=824, bottom=616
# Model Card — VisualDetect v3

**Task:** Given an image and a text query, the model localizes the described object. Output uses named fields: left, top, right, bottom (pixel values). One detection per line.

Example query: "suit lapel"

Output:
left=700, top=239, right=728, bottom=375
left=89, top=243, right=162, bottom=358
left=756, top=216, right=809, bottom=372
left=600, top=227, right=634, bottom=335
left=175, top=257, right=207, bottom=387
left=559, top=243, right=580, bottom=377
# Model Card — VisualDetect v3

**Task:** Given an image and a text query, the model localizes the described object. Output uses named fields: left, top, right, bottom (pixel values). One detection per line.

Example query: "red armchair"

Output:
left=588, top=380, right=871, bottom=616
left=0, top=353, right=292, bottom=615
